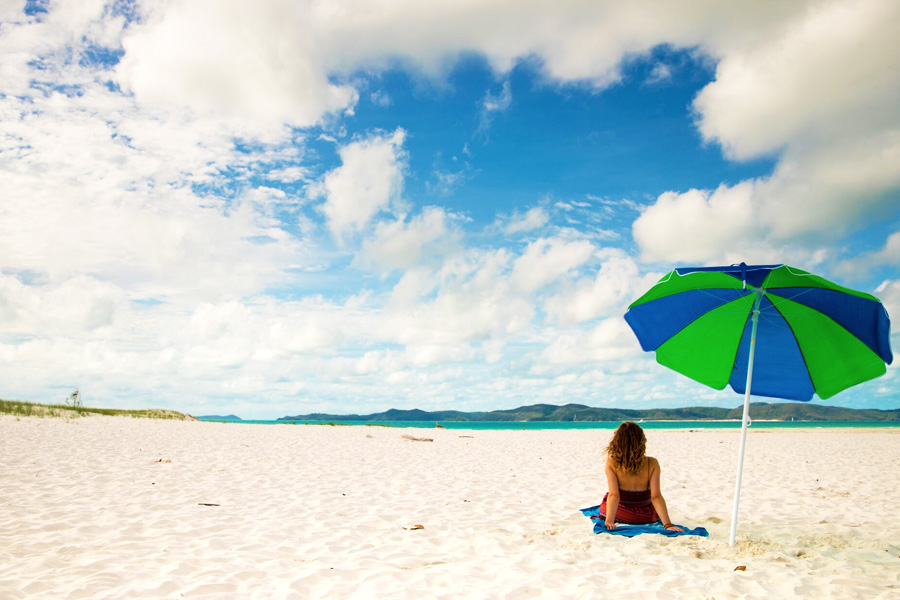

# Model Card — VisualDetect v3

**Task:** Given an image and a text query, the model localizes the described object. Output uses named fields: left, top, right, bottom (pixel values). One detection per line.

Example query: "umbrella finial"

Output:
left=740, top=262, right=747, bottom=290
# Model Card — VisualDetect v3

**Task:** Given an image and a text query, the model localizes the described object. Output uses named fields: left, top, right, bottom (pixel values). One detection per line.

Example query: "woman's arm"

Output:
left=604, top=459, right=620, bottom=529
left=648, top=457, right=684, bottom=532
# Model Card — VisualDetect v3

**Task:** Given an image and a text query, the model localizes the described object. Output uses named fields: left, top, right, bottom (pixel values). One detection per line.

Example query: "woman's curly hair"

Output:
left=605, top=421, right=646, bottom=475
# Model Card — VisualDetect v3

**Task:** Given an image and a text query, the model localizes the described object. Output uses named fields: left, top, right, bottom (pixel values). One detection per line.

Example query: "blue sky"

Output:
left=1, top=0, right=899, bottom=418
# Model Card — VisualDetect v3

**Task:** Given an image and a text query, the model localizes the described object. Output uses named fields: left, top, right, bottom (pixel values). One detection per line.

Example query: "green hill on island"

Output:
left=279, top=402, right=900, bottom=422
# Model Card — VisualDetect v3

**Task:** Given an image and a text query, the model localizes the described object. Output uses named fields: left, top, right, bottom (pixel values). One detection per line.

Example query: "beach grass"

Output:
left=0, top=399, right=194, bottom=421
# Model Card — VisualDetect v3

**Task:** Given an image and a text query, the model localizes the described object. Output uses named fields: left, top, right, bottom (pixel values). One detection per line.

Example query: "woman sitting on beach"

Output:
left=600, top=421, right=684, bottom=532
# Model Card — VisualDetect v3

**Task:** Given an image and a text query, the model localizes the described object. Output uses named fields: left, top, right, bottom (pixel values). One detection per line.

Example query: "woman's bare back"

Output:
left=609, top=456, right=658, bottom=491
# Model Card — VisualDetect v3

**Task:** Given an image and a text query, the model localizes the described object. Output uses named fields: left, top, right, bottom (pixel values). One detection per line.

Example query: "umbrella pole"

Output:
left=729, top=296, right=761, bottom=547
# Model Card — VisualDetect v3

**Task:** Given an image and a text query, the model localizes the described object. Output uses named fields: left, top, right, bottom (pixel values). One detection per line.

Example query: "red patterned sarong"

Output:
left=598, top=489, right=659, bottom=524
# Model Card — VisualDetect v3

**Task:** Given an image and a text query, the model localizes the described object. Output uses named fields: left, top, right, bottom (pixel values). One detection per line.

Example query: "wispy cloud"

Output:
left=477, top=80, right=512, bottom=135
left=644, top=61, right=673, bottom=84
left=426, top=168, right=468, bottom=197
left=501, top=207, right=550, bottom=235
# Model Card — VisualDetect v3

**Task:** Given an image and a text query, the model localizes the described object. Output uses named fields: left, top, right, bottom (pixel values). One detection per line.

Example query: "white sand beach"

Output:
left=1, top=416, right=898, bottom=599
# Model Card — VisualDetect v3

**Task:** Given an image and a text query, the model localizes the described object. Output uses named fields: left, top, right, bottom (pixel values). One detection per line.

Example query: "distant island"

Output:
left=279, top=402, right=900, bottom=422
left=197, top=414, right=243, bottom=421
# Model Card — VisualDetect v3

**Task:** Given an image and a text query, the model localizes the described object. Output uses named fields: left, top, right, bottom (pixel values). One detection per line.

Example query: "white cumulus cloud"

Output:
left=618, top=0, right=900, bottom=263
left=540, top=318, right=642, bottom=365
left=117, top=0, right=358, bottom=127
left=510, top=237, right=595, bottom=294
left=314, top=129, right=408, bottom=240
left=356, top=207, right=463, bottom=273
left=544, top=251, right=657, bottom=325
left=632, top=183, right=758, bottom=264
left=0, top=273, right=127, bottom=336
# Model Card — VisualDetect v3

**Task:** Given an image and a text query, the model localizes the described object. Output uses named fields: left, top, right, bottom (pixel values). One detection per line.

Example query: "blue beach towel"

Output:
left=580, top=505, right=708, bottom=537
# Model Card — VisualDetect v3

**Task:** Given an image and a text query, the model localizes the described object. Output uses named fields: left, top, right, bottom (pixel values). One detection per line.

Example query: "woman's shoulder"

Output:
left=646, top=456, right=660, bottom=469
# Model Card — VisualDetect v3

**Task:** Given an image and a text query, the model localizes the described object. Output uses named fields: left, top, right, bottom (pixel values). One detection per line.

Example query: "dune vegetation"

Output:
left=0, top=399, right=194, bottom=420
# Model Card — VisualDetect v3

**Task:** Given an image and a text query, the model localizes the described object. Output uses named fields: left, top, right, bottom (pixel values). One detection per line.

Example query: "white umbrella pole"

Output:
left=729, top=296, right=761, bottom=547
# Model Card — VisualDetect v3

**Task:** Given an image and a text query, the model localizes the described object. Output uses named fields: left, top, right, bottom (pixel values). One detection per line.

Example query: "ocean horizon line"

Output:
left=194, top=417, right=900, bottom=431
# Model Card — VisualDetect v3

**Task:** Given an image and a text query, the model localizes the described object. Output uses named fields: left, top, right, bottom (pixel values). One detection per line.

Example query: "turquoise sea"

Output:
left=197, top=418, right=900, bottom=430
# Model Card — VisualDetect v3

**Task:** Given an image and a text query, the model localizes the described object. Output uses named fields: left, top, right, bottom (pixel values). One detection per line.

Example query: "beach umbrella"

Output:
left=623, top=263, right=892, bottom=545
